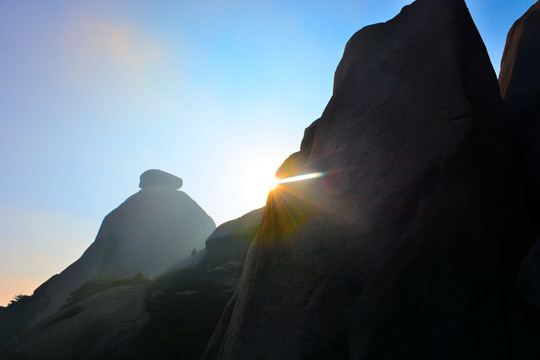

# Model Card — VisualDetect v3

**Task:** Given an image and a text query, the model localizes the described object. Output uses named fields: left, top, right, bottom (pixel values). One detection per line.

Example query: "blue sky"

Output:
left=0, top=0, right=535, bottom=305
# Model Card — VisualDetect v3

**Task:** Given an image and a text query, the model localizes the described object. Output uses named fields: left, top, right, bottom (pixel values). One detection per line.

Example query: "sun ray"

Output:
left=276, top=172, right=325, bottom=184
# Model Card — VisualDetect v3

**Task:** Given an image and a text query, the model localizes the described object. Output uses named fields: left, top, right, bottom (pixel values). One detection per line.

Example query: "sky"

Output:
left=0, top=0, right=536, bottom=306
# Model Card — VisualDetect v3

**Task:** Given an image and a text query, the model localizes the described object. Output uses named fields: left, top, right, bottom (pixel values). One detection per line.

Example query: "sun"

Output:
left=268, top=176, right=279, bottom=190
left=238, top=156, right=282, bottom=207
left=255, top=168, right=279, bottom=193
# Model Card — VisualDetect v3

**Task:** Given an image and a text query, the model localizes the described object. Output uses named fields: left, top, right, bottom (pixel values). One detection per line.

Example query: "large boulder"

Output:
left=205, top=207, right=264, bottom=267
left=10, top=170, right=215, bottom=332
left=499, top=2, right=540, bottom=357
left=204, top=0, right=525, bottom=359
left=498, top=0, right=540, bottom=290
left=139, top=169, right=183, bottom=189
left=3, top=285, right=150, bottom=360
left=499, top=1, right=540, bottom=231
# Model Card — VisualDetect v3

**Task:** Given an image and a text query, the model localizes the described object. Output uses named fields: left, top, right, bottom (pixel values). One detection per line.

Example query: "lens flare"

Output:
left=276, top=172, right=324, bottom=184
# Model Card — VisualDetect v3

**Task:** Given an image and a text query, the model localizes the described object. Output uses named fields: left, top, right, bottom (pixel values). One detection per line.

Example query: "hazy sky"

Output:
left=0, top=0, right=535, bottom=305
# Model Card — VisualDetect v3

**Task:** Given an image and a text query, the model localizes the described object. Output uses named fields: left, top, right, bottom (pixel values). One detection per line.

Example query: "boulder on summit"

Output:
left=139, top=169, right=183, bottom=189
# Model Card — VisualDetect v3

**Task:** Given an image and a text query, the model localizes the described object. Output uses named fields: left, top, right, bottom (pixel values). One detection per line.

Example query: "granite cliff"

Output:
left=204, top=0, right=534, bottom=358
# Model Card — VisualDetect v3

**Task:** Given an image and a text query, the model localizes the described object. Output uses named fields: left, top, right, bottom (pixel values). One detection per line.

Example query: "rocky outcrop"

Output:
left=11, top=170, right=215, bottom=332
left=139, top=169, right=183, bottom=189
left=150, top=207, right=264, bottom=282
left=205, top=207, right=264, bottom=267
left=499, top=1, right=540, bottom=101
left=275, top=120, right=319, bottom=179
left=3, top=285, right=150, bottom=360
left=205, top=0, right=526, bottom=359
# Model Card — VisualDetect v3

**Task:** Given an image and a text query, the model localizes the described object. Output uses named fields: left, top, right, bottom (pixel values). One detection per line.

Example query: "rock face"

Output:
left=3, top=285, right=150, bottom=360
left=499, top=1, right=540, bottom=102
left=205, top=207, right=264, bottom=267
left=499, top=2, right=540, bottom=357
left=499, top=1, right=540, bottom=228
left=205, top=0, right=525, bottom=359
left=19, top=170, right=215, bottom=330
left=139, top=169, right=183, bottom=189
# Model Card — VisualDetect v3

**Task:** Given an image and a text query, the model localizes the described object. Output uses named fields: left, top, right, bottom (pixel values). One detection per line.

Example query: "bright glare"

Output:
left=237, top=155, right=283, bottom=209
left=276, top=172, right=324, bottom=184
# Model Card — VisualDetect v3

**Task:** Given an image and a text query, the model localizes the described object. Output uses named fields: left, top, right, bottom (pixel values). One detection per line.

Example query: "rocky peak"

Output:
left=203, top=0, right=524, bottom=358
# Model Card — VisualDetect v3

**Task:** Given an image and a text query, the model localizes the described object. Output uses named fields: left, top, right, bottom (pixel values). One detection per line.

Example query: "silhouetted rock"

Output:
left=204, top=0, right=524, bottom=359
left=499, top=1, right=540, bottom=101
left=12, top=171, right=215, bottom=332
left=205, top=207, right=264, bottom=267
left=499, top=1, right=540, bottom=230
left=95, top=183, right=215, bottom=279
left=275, top=120, right=319, bottom=179
left=152, top=207, right=265, bottom=282
left=3, top=285, right=150, bottom=360
left=499, top=2, right=540, bottom=357
left=499, top=0, right=540, bottom=270
left=139, top=169, right=183, bottom=189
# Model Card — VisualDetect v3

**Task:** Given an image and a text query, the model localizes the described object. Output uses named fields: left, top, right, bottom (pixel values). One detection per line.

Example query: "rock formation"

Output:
left=3, top=285, right=150, bottom=360
left=94, top=178, right=215, bottom=279
left=205, top=207, right=264, bottom=267
left=499, top=1, right=540, bottom=233
left=499, top=2, right=540, bottom=357
left=5, top=0, right=540, bottom=358
left=139, top=169, right=183, bottom=189
left=3, top=170, right=215, bottom=336
left=204, top=0, right=528, bottom=359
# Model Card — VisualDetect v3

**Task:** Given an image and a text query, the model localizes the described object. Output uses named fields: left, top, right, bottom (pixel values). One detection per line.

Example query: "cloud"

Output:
left=59, top=13, right=165, bottom=88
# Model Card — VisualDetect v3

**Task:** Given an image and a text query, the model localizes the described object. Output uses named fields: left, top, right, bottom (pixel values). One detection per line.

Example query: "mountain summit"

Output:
left=2, top=170, right=216, bottom=339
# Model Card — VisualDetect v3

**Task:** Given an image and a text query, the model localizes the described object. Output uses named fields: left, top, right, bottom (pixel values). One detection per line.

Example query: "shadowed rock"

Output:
left=275, top=119, right=319, bottom=180
left=499, top=2, right=540, bottom=357
left=499, top=0, right=540, bottom=275
left=205, top=207, right=264, bottom=267
left=499, top=0, right=540, bottom=309
left=3, top=285, right=150, bottom=360
left=116, top=208, right=266, bottom=360
left=499, top=1, right=540, bottom=224
left=204, top=0, right=525, bottom=359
